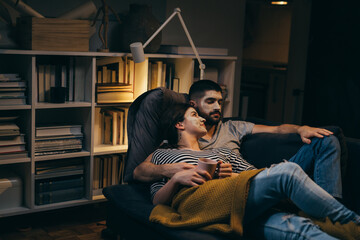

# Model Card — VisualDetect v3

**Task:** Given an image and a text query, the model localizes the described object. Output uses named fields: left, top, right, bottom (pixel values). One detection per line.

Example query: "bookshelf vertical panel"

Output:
left=134, top=59, right=149, bottom=99
left=218, top=60, right=236, bottom=118
left=173, top=58, right=194, bottom=93
left=84, top=156, right=91, bottom=199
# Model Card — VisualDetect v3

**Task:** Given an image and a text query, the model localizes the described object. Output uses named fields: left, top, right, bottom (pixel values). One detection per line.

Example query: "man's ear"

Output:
left=175, top=122, right=185, bottom=130
left=189, top=100, right=197, bottom=107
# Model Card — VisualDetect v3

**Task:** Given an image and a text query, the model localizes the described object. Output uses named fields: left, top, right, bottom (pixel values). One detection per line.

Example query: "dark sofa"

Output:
left=102, top=88, right=360, bottom=240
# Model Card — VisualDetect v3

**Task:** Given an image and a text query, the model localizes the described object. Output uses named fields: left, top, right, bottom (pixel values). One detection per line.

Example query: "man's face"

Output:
left=191, top=90, right=223, bottom=126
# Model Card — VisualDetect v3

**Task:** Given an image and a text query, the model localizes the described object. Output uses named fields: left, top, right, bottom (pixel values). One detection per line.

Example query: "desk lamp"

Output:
left=130, top=8, right=206, bottom=80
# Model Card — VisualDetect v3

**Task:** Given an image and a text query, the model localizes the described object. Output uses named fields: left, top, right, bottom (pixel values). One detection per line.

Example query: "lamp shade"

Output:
left=130, top=42, right=145, bottom=63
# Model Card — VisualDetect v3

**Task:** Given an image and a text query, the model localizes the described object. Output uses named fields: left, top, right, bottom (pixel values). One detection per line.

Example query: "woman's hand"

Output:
left=217, top=161, right=233, bottom=179
left=172, top=168, right=211, bottom=187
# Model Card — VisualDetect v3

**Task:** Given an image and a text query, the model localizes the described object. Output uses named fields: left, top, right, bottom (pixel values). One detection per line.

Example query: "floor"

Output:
left=0, top=202, right=109, bottom=240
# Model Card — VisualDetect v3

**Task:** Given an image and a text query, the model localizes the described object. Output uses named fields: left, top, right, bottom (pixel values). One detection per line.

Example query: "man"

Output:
left=133, top=80, right=342, bottom=200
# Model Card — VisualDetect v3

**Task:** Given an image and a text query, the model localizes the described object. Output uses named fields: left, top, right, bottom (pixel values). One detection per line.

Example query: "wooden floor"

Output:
left=0, top=202, right=108, bottom=240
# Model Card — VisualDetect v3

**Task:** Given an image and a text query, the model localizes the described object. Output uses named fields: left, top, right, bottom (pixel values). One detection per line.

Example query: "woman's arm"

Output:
left=152, top=168, right=209, bottom=205
left=133, top=153, right=196, bottom=182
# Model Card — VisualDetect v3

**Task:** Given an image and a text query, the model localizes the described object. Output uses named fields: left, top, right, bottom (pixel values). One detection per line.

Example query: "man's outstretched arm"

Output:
left=133, top=153, right=196, bottom=182
left=252, top=124, right=333, bottom=144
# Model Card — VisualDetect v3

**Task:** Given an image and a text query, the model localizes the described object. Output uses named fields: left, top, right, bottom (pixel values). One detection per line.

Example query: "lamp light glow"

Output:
left=271, top=1, right=288, bottom=5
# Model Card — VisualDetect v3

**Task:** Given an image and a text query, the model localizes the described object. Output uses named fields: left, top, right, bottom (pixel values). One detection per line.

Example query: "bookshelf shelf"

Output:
left=0, top=48, right=237, bottom=218
left=35, top=102, right=92, bottom=109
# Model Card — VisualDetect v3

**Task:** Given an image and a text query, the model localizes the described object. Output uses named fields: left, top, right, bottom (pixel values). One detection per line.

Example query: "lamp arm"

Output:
left=143, top=10, right=178, bottom=49
left=175, top=10, right=205, bottom=80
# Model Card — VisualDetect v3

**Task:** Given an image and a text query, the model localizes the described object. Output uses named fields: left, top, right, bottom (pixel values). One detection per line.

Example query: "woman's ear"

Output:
left=175, top=122, right=185, bottom=130
left=189, top=100, right=197, bottom=107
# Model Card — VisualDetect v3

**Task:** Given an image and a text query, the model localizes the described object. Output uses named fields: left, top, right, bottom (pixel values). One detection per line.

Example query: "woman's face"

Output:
left=180, top=107, right=207, bottom=136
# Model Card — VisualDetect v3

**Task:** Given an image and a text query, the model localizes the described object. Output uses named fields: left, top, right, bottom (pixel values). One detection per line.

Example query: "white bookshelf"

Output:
left=0, top=49, right=237, bottom=217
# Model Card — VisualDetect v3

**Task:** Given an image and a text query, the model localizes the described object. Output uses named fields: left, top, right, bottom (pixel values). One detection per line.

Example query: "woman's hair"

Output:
left=160, top=103, right=192, bottom=149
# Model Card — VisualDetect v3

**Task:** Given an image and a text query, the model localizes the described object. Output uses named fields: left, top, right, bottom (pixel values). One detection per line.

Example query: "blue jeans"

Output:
left=244, top=162, right=360, bottom=240
left=288, top=135, right=342, bottom=198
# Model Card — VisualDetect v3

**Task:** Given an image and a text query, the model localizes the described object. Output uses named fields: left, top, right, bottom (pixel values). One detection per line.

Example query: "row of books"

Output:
left=0, top=117, right=28, bottom=160
left=148, top=61, right=179, bottom=92
left=0, top=73, right=27, bottom=105
left=35, top=125, right=83, bottom=156
left=93, top=154, right=125, bottom=190
left=35, top=158, right=84, bottom=205
left=96, top=56, right=135, bottom=85
left=37, top=58, right=87, bottom=103
left=95, top=107, right=129, bottom=146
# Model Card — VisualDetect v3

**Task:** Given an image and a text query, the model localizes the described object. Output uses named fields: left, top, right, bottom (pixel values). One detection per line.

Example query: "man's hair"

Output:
left=189, top=80, right=222, bottom=100
left=160, top=103, right=192, bottom=149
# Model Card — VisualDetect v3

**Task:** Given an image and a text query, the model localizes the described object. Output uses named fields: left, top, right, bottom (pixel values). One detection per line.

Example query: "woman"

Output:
left=149, top=103, right=360, bottom=240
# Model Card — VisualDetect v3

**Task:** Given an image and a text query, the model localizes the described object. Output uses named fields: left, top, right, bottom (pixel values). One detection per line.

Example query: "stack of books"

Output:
left=0, top=117, right=27, bottom=160
left=0, top=73, right=27, bottom=105
left=35, top=125, right=83, bottom=156
left=96, top=84, right=133, bottom=103
left=35, top=158, right=84, bottom=205
left=93, top=154, right=125, bottom=190
left=96, top=57, right=134, bottom=103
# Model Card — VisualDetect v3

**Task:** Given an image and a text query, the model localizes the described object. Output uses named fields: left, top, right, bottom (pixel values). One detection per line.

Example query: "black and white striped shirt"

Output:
left=150, top=147, right=256, bottom=199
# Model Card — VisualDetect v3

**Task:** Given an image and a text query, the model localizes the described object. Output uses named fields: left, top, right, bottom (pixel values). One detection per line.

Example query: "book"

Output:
left=0, top=134, right=25, bottom=146
left=0, top=144, right=26, bottom=154
left=0, top=81, right=26, bottom=87
left=0, top=151, right=28, bottom=160
left=68, top=58, right=74, bottom=101
left=35, top=175, right=84, bottom=193
left=38, top=65, right=45, bottom=102
left=35, top=187, right=84, bottom=205
left=44, top=65, right=51, bottom=101
left=0, top=91, right=25, bottom=98
left=36, top=125, right=82, bottom=137
left=0, top=123, right=20, bottom=136
left=0, top=98, right=26, bottom=105
left=158, top=45, right=228, bottom=56
left=0, top=73, right=20, bottom=80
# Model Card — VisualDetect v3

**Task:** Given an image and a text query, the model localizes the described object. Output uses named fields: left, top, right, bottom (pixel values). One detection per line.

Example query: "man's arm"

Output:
left=252, top=124, right=333, bottom=144
left=133, top=153, right=196, bottom=182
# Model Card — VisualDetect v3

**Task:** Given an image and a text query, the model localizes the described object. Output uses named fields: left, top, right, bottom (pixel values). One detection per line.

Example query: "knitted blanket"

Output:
left=150, top=169, right=263, bottom=237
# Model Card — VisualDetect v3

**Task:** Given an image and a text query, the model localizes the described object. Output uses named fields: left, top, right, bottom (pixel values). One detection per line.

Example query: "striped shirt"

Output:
left=150, top=147, right=257, bottom=200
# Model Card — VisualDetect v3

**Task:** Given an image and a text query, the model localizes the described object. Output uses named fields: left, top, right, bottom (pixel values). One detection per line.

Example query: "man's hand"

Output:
left=216, top=161, right=233, bottom=179
left=297, top=126, right=333, bottom=144
left=163, top=162, right=196, bottom=179
left=172, top=168, right=211, bottom=187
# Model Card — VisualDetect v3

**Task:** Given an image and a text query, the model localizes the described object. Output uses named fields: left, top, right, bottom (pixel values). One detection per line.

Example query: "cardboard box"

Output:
left=0, top=170, right=22, bottom=209
left=17, top=17, right=90, bottom=52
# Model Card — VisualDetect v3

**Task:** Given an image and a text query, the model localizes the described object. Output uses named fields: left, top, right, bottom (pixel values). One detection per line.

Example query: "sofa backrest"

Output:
left=124, top=88, right=187, bottom=182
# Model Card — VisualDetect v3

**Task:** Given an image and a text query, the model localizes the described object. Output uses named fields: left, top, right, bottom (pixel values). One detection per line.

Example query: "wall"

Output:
left=163, top=0, right=247, bottom=116
left=242, top=2, right=292, bottom=64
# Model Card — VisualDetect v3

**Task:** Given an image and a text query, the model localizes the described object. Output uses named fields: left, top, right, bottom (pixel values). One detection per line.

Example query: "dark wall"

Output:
left=302, top=0, right=360, bottom=138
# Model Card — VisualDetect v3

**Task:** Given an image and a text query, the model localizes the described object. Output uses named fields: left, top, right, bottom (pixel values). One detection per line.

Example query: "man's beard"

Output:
left=197, top=109, right=221, bottom=126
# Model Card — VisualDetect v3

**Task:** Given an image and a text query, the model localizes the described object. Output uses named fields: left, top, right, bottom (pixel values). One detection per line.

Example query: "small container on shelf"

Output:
left=0, top=169, right=23, bottom=210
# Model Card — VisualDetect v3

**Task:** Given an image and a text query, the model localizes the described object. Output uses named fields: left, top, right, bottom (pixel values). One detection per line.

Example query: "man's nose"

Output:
left=214, top=101, right=221, bottom=110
